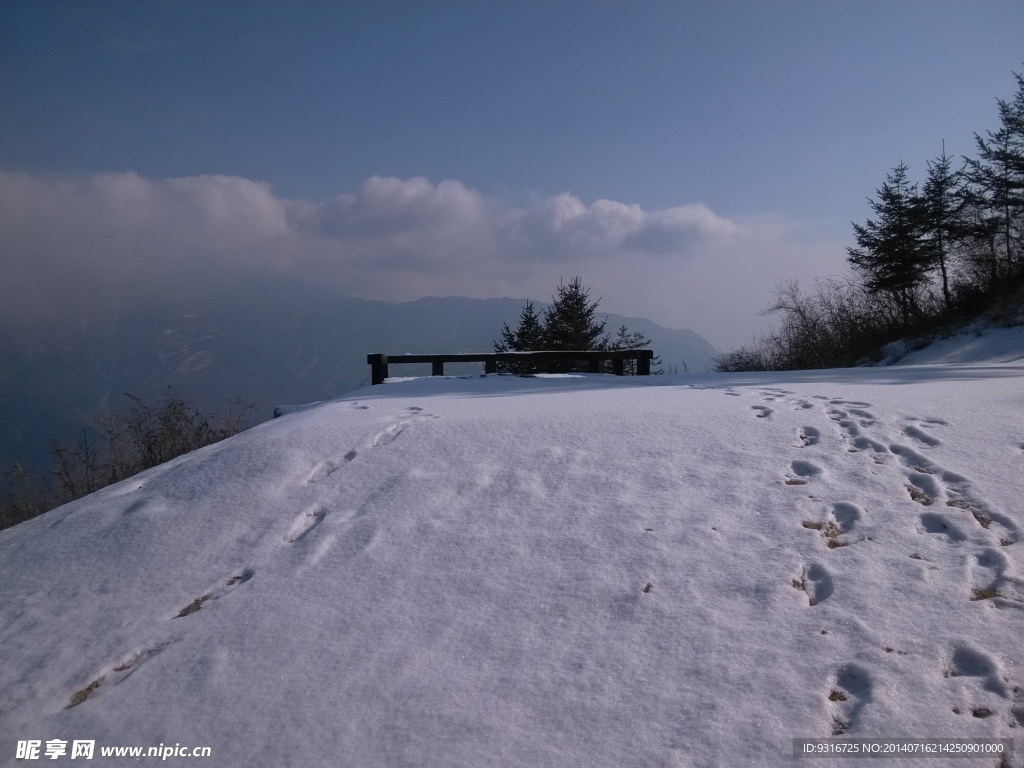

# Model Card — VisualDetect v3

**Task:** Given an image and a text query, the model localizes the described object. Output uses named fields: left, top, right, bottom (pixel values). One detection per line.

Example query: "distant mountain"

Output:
left=0, top=279, right=718, bottom=475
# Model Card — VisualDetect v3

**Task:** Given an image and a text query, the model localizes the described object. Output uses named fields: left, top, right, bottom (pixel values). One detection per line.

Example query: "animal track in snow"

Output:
left=903, top=425, right=941, bottom=447
left=945, top=644, right=1010, bottom=699
left=802, top=503, right=862, bottom=549
left=831, top=502, right=862, bottom=531
left=851, top=435, right=888, bottom=453
left=792, top=563, right=833, bottom=605
left=827, top=663, right=873, bottom=735
left=370, top=410, right=440, bottom=448
left=889, top=443, right=1018, bottom=544
left=307, top=450, right=357, bottom=483
left=174, top=569, right=253, bottom=618
left=846, top=408, right=878, bottom=425
left=286, top=504, right=327, bottom=543
left=906, top=473, right=941, bottom=506
left=786, top=460, right=823, bottom=485
left=798, top=427, right=820, bottom=447
left=826, top=408, right=879, bottom=450
left=371, top=422, right=407, bottom=447
left=308, top=411, right=438, bottom=483
left=919, top=512, right=968, bottom=542
left=751, top=405, right=774, bottom=418
left=970, top=549, right=1023, bottom=602
left=67, top=641, right=173, bottom=709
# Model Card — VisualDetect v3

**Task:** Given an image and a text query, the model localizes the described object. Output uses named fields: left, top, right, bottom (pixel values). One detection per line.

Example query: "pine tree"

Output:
left=963, top=71, right=1024, bottom=280
left=606, top=325, right=661, bottom=374
left=919, top=144, right=965, bottom=308
left=493, top=279, right=655, bottom=376
left=541, top=277, right=608, bottom=372
left=493, top=300, right=545, bottom=374
left=847, top=162, right=931, bottom=325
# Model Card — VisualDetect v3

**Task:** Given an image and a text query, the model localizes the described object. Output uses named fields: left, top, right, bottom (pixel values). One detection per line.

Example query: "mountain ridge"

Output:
left=1, top=286, right=718, bottom=475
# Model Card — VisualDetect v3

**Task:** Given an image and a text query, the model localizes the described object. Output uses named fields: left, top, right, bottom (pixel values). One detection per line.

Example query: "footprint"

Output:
left=751, top=405, right=774, bottom=419
left=174, top=569, right=253, bottom=618
left=67, top=678, right=103, bottom=709
left=798, top=427, right=820, bottom=447
left=831, top=502, right=862, bottom=532
left=970, top=549, right=1022, bottom=602
left=724, top=390, right=741, bottom=396
left=285, top=504, right=327, bottom=543
left=906, top=473, right=941, bottom=505
left=792, top=563, right=833, bottom=605
left=947, top=497, right=1019, bottom=544
left=803, top=503, right=862, bottom=549
left=67, top=641, right=173, bottom=709
left=371, top=423, right=407, bottom=447
left=308, top=450, right=357, bottom=483
left=945, top=644, right=1009, bottom=699
left=919, top=512, right=967, bottom=542
left=888, top=445, right=1020, bottom=545
left=827, top=664, right=873, bottom=735
left=847, top=408, right=878, bottom=425
left=852, top=436, right=888, bottom=453
left=904, top=425, right=941, bottom=447
left=788, top=460, right=823, bottom=485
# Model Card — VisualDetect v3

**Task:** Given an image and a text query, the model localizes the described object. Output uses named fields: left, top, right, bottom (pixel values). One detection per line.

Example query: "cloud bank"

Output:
left=0, top=170, right=845, bottom=347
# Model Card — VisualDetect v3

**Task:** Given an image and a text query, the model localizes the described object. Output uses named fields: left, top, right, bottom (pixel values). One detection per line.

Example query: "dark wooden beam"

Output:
left=367, top=349, right=655, bottom=384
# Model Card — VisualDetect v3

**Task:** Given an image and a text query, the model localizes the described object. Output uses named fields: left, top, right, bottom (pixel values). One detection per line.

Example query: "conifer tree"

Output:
left=847, top=162, right=931, bottom=324
left=494, top=278, right=655, bottom=375
left=963, top=71, right=1024, bottom=280
left=541, top=277, right=609, bottom=371
left=494, top=300, right=544, bottom=373
left=919, top=145, right=965, bottom=308
left=606, top=325, right=660, bottom=374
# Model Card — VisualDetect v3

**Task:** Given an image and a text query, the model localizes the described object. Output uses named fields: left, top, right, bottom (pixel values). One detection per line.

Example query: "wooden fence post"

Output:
left=367, top=354, right=388, bottom=385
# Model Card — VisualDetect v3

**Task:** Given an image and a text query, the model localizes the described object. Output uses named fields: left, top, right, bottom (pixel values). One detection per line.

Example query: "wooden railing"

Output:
left=367, top=349, right=654, bottom=385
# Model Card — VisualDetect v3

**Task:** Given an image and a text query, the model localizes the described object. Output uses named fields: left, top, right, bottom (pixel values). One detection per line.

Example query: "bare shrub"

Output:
left=1, top=389, right=254, bottom=531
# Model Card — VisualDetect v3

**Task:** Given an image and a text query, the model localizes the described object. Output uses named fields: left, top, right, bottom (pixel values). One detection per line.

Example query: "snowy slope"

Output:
left=2, top=345, right=1024, bottom=766
left=882, top=324, right=1024, bottom=367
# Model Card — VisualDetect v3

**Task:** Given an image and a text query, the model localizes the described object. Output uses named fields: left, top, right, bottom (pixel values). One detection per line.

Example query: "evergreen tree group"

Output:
left=717, top=68, right=1024, bottom=373
left=847, top=71, right=1024, bottom=322
left=494, top=277, right=659, bottom=374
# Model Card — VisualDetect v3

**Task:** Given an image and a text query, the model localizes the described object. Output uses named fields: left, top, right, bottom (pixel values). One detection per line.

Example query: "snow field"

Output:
left=1, top=363, right=1023, bottom=767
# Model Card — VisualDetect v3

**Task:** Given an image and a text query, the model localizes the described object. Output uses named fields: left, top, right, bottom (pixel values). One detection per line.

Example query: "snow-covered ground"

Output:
left=879, top=323, right=1024, bottom=366
left=2, top=332, right=1023, bottom=767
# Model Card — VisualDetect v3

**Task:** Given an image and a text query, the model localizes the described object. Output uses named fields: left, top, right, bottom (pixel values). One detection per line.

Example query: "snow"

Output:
left=2, top=335, right=1024, bottom=767
left=878, top=323, right=1024, bottom=366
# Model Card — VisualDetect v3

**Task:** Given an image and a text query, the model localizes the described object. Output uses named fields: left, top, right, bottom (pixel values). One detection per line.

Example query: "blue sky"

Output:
left=1, top=1, right=1022, bottom=347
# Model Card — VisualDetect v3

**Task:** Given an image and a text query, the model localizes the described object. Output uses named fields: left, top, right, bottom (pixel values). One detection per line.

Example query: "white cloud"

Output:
left=0, top=170, right=848, bottom=347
